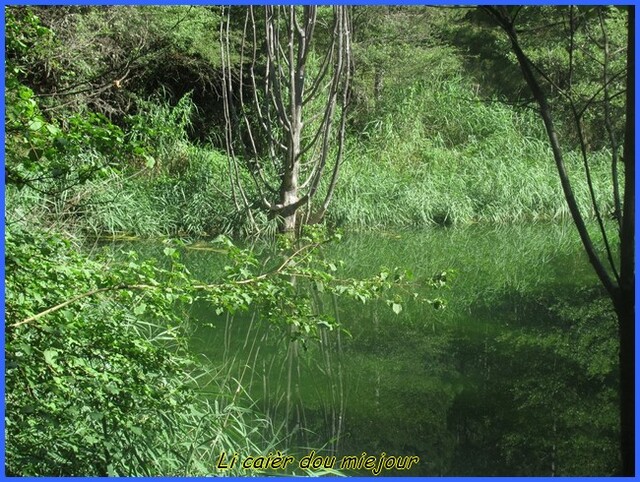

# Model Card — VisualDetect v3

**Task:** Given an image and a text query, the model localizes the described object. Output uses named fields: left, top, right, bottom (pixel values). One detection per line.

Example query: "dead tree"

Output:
left=220, top=6, right=352, bottom=233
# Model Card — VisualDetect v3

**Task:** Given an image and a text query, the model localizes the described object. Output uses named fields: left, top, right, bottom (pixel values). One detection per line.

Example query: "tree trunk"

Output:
left=280, top=84, right=302, bottom=232
left=615, top=287, right=635, bottom=476
left=484, top=6, right=635, bottom=474
left=221, top=6, right=351, bottom=236
left=280, top=165, right=299, bottom=232
left=617, top=7, right=635, bottom=475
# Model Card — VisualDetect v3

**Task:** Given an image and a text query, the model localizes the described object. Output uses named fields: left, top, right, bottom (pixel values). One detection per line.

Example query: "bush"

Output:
left=327, top=79, right=613, bottom=228
left=4, top=225, right=278, bottom=475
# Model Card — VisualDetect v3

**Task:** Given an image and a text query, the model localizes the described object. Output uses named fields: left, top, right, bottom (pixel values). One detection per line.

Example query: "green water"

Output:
left=111, top=223, right=620, bottom=476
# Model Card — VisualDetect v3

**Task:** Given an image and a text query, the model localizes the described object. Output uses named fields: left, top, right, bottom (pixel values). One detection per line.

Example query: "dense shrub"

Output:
left=328, top=79, right=613, bottom=229
left=5, top=226, right=278, bottom=475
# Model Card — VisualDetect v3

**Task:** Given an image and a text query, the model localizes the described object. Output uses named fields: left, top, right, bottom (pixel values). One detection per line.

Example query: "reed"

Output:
left=8, top=84, right=614, bottom=238
left=328, top=79, right=614, bottom=229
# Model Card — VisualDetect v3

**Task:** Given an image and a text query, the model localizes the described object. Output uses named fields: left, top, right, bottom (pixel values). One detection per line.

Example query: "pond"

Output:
left=107, top=223, right=620, bottom=476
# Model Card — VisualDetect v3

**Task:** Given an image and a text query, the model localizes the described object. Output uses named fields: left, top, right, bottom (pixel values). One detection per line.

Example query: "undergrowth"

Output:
left=5, top=224, right=283, bottom=476
left=327, top=79, right=614, bottom=229
left=7, top=78, right=615, bottom=238
left=5, top=219, right=407, bottom=475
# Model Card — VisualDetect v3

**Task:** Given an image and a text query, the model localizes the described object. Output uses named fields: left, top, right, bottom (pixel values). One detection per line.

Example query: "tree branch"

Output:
left=483, top=6, right=618, bottom=298
left=11, top=242, right=324, bottom=329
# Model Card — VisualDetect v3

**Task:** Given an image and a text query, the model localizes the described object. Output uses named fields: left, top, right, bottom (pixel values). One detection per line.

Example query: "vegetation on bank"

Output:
left=6, top=83, right=615, bottom=238
left=9, top=87, right=615, bottom=238
left=6, top=221, right=425, bottom=475
left=6, top=225, right=278, bottom=476
left=6, top=7, right=621, bottom=238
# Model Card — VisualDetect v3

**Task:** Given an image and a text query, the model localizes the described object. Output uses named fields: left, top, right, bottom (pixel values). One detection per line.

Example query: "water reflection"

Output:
left=109, top=223, right=620, bottom=475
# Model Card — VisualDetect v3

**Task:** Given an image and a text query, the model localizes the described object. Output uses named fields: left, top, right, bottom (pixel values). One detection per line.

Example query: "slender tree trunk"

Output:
left=280, top=84, right=302, bottom=232
left=278, top=13, right=305, bottom=233
left=616, top=287, right=635, bottom=476
left=485, top=6, right=635, bottom=474
left=617, top=7, right=635, bottom=475
left=280, top=164, right=299, bottom=232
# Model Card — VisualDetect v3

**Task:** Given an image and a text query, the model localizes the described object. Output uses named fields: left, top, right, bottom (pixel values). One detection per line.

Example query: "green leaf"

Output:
left=45, top=124, right=60, bottom=136
left=43, top=348, right=59, bottom=366
left=28, top=119, right=43, bottom=131
left=89, top=411, right=104, bottom=421
left=317, top=320, right=334, bottom=330
left=18, top=343, right=32, bottom=356
left=392, top=303, right=402, bottom=315
left=134, top=303, right=147, bottom=315
left=18, top=87, right=33, bottom=100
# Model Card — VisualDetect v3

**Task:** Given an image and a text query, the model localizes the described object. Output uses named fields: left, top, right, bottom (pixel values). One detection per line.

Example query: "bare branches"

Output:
left=485, top=10, right=634, bottom=472
left=599, top=9, right=623, bottom=229
left=220, top=6, right=353, bottom=231
left=219, top=7, right=258, bottom=230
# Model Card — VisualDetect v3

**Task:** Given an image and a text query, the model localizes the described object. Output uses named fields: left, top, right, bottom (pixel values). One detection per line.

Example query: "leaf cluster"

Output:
left=5, top=225, right=276, bottom=475
left=6, top=221, right=440, bottom=475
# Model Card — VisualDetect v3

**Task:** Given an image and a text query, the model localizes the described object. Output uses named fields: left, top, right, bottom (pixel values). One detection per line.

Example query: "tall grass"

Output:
left=7, top=84, right=615, bottom=238
left=327, top=79, right=614, bottom=229
left=25, top=94, right=271, bottom=239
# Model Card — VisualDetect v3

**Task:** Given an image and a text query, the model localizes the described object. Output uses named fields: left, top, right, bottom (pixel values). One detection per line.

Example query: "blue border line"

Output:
left=634, top=3, right=639, bottom=479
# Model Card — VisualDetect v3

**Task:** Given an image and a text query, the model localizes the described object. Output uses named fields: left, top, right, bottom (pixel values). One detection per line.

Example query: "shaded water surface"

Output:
left=114, top=224, right=620, bottom=476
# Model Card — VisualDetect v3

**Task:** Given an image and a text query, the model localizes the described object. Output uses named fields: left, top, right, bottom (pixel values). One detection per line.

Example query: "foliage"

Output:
left=5, top=220, right=425, bottom=475
left=9, top=6, right=228, bottom=137
left=5, top=225, right=280, bottom=475
left=447, top=7, right=628, bottom=150
left=328, top=78, right=613, bottom=229
left=5, top=8, right=154, bottom=232
left=4, top=5, right=625, bottom=477
left=5, top=8, right=56, bottom=85
left=14, top=74, right=614, bottom=237
left=5, top=5, right=621, bottom=237
left=5, top=84, right=127, bottom=188
left=5, top=10, right=132, bottom=191
left=518, top=7, right=627, bottom=150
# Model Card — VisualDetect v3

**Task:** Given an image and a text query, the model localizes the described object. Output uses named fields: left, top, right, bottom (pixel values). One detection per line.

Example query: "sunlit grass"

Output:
left=328, top=79, right=613, bottom=229
left=7, top=83, right=615, bottom=237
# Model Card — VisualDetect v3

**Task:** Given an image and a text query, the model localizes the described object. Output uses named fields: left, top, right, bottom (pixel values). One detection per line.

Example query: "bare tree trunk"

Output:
left=220, top=6, right=352, bottom=234
left=280, top=164, right=299, bottom=232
